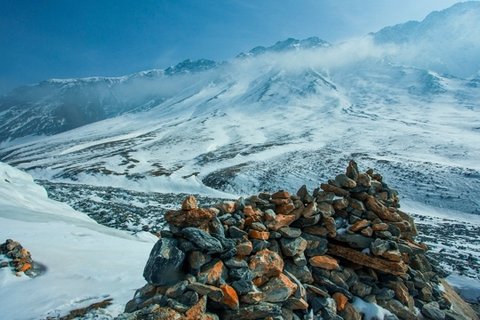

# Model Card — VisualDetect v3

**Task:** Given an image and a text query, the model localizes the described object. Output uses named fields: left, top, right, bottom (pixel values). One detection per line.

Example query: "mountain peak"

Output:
left=238, top=36, right=330, bottom=58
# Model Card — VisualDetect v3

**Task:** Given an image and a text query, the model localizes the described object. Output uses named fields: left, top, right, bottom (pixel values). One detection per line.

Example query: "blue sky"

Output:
left=0, top=0, right=464, bottom=94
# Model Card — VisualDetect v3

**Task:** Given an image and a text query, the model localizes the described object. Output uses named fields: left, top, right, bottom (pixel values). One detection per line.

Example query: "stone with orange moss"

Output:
left=309, top=255, right=339, bottom=270
left=165, top=208, right=217, bottom=229
left=266, top=214, right=297, bottom=231
left=349, top=219, right=370, bottom=232
left=220, top=284, right=239, bottom=310
left=249, top=249, right=284, bottom=278
left=333, top=292, right=348, bottom=311
left=248, top=230, right=270, bottom=240
left=198, top=260, right=227, bottom=286
left=275, top=203, right=296, bottom=215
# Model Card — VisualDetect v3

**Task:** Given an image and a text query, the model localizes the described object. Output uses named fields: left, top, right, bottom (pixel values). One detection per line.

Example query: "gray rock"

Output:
left=251, top=239, right=270, bottom=252
left=177, top=290, right=199, bottom=306
left=378, top=299, right=416, bottom=320
left=181, top=227, right=223, bottom=254
left=375, top=287, right=395, bottom=301
left=422, top=302, right=446, bottom=320
left=143, top=238, right=185, bottom=286
left=224, top=257, right=249, bottom=269
left=293, top=252, right=308, bottom=267
left=223, top=302, right=282, bottom=320
left=335, top=233, right=373, bottom=249
left=280, top=237, right=307, bottom=257
left=351, top=281, right=372, bottom=297
left=250, top=222, right=267, bottom=231
left=371, top=238, right=390, bottom=256
left=279, top=227, right=302, bottom=238
left=228, top=226, right=247, bottom=238
left=284, top=260, right=314, bottom=284
left=232, top=279, right=255, bottom=295
left=444, top=310, right=469, bottom=320
left=165, top=280, right=188, bottom=298
left=302, top=233, right=328, bottom=257
left=209, top=216, right=225, bottom=238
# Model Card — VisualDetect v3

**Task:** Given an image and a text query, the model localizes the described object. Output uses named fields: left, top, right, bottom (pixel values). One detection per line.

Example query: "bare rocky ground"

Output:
left=40, top=181, right=480, bottom=282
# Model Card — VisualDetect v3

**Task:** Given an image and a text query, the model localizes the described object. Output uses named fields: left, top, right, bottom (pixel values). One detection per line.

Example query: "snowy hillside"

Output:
left=0, top=162, right=156, bottom=319
left=0, top=0, right=478, bottom=272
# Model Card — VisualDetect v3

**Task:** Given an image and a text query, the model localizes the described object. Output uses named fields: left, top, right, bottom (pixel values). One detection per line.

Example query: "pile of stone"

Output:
left=118, top=161, right=477, bottom=320
left=0, top=239, right=34, bottom=276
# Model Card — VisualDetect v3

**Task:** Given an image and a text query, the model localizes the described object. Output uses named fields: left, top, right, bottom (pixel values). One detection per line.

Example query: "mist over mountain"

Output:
left=0, top=1, right=479, bottom=216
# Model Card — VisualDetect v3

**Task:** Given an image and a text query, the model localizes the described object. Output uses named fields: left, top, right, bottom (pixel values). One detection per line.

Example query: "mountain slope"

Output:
left=0, top=4, right=479, bottom=216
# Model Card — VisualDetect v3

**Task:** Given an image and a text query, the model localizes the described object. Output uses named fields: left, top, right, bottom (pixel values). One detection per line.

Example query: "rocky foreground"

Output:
left=117, top=161, right=478, bottom=320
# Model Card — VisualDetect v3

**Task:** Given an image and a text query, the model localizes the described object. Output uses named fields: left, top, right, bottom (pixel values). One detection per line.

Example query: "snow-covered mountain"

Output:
left=0, top=1, right=479, bottom=219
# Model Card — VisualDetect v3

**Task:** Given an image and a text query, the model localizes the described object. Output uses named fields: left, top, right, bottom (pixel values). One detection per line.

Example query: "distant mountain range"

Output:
left=1, top=1, right=479, bottom=216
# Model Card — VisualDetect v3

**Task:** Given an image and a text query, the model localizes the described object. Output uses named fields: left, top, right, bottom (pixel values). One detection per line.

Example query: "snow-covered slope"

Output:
left=0, top=162, right=156, bottom=319
left=0, top=4, right=479, bottom=214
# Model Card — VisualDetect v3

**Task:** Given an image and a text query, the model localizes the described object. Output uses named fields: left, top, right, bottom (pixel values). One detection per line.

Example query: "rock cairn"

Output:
left=0, top=239, right=34, bottom=276
left=119, top=161, right=476, bottom=320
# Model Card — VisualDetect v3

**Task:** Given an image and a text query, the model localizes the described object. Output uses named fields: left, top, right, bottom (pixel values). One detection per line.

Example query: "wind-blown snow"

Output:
left=0, top=162, right=156, bottom=319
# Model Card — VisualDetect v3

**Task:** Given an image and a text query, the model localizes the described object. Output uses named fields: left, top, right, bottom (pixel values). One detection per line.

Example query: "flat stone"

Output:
left=365, top=196, right=402, bottom=222
left=320, top=183, right=350, bottom=197
left=225, top=257, right=249, bottom=269
left=143, top=238, right=185, bottom=286
left=309, top=255, right=339, bottom=270
left=181, top=228, right=224, bottom=254
left=266, top=214, right=297, bottom=231
left=187, top=282, right=224, bottom=302
left=248, top=230, right=270, bottom=240
left=327, top=243, right=408, bottom=276
left=278, top=227, right=302, bottom=238
left=263, top=209, right=276, bottom=221
left=335, top=233, right=373, bottom=249
left=223, top=302, right=282, bottom=320
left=349, top=219, right=370, bottom=232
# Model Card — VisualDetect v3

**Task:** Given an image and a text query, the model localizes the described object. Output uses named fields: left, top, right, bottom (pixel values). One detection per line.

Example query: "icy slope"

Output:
left=0, top=162, right=156, bottom=319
